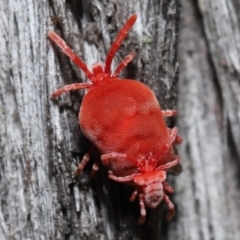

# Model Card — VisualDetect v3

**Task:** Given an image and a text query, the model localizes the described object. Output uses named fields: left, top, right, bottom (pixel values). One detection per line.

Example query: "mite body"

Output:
left=48, top=14, right=182, bottom=224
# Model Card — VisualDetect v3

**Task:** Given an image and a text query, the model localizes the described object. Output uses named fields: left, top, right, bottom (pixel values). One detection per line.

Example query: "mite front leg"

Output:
left=155, top=127, right=179, bottom=162
left=130, top=189, right=138, bottom=202
left=108, top=171, right=140, bottom=183
left=167, top=128, right=183, bottom=145
left=90, top=160, right=101, bottom=178
left=138, top=194, right=146, bottom=224
left=166, top=127, right=180, bottom=147
left=163, top=194, right=175, bottom=221
left=101, top=152, right=139, bottom=166
left=101, top=152, right=128, bottom=166
left=156, top=155, right=180, bottom=171
left=74, top=147, right=94, bottom=176
left=163, top=182, right=174, bottom=193
left=162, top=110, right=177, bottom=117
left=162, top=109, right=183, bottom=145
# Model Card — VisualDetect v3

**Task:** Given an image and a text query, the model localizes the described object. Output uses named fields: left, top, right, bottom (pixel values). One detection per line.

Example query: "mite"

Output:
left=48, top=14, right=183, bottom=224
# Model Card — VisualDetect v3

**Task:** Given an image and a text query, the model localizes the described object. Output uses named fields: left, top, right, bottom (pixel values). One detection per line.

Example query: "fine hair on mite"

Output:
left=48, top=14, right=183, bottom=224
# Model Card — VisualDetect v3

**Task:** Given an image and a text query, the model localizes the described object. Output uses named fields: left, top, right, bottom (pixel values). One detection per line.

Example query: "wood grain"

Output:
left=168, top=0, right=240, bottom=240
left=2, top=0, right=240, bottom=239
left=0, top=0, right=179, bottom=239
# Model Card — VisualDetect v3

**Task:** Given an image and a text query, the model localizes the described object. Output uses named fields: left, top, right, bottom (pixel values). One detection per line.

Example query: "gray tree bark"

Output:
left=1, top=0, right=240, bottom=239
left=168, top=0, right=240, bottom=240
left=0, top=0, right=179, bottom=239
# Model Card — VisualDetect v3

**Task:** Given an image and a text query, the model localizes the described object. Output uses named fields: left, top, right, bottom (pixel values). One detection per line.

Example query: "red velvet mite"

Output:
left=48, top=14, right=183, bottom=224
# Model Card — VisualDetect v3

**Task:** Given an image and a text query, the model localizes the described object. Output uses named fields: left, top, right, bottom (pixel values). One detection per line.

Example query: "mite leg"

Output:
left=163, top=182, right=174, bottom=193
left=130, top=189, right=138, bottom=202
left=101, top=152, right=127, bottom=166
left=51, top=83, right=92, bottom=98
left=112, top=51, right=136, bottom=77
left=48, top=31, right=94, bottom=80
left=166, top=127, right=179, bottom=147
left=104, top=14, right=137, bottom=74
left=154, top=127, right=180, bottom=160
left=74, top=147, right=94, bottom=176
left=101, top=152, right=138, bottom=166
left=163, top=194, right=175, bottom=221
left=156, top=155, right=180, bottom=171
left=90, top=160, right=101, bottom=178
left=162, top=110, right=177, bottom=117
left=138, top=194, right=146, bottom=224
left=173, top=134, right=183, bottom=145
left=108, top=171, right=140, bottom=183
left=101, top=152, right=141, bottom=182
left=167, top=128, right=183, bottom=145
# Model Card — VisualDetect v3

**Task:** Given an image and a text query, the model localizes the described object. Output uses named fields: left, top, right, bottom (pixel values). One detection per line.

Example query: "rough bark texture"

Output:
left=0, top=0, right=180, bottom=239
left=168, top=0, right=240, bottom=240
left=2, top=0, right=240, bottom=239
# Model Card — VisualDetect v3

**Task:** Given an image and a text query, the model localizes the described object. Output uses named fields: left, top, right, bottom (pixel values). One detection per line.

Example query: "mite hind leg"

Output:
left=51, top=83, right=92, bottom=98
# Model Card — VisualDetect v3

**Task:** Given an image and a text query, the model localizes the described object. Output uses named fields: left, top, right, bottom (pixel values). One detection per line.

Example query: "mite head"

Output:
left=136, top=152, right=157, bottom=173
left=133, top=170, right=166, bottom=208
left=107, top=152, right=177, bottom=224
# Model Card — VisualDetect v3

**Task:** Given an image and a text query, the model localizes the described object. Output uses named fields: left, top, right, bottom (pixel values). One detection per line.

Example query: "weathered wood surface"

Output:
left=168, top=0, right=240, bottom=240
left=1, top=0, right=240, bottom=239
left=0, top=0, right=180, bottom=239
